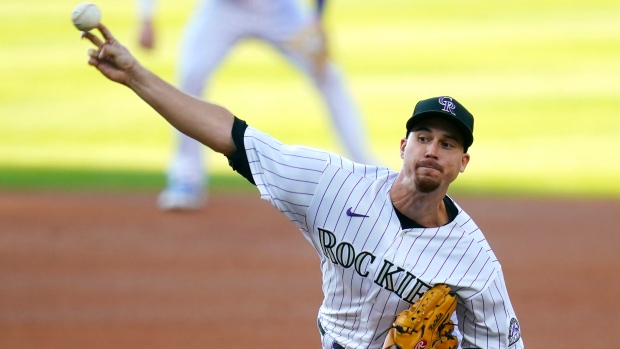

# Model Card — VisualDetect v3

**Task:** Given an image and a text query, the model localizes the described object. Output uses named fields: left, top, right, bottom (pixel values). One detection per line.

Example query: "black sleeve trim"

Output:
left=225, top=116, right=255, bottom=185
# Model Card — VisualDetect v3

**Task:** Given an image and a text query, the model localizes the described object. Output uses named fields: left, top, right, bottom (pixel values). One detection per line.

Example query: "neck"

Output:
left=390, top=174, right=449, bottom=228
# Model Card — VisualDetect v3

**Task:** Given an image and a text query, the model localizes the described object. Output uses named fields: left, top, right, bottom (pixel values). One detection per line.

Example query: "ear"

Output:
left=400, top=138, right=407, bottom=159
left=460, top=153, right=470, bottom=173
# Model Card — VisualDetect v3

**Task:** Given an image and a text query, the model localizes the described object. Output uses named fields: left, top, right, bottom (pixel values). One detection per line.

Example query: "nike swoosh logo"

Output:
left=346, top=207, right=369, bottom=218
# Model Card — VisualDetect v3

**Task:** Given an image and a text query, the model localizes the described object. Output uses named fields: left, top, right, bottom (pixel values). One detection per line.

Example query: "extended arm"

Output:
left=82, top=24, right=236, bottom=155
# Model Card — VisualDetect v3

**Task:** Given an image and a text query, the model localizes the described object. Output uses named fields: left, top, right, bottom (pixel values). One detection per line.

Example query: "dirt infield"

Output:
left=1, top=192, right=619, bottom=349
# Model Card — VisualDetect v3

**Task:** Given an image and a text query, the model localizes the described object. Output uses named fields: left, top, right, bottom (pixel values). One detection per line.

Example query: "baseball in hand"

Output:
left=71, top=3, right=101, bottom=31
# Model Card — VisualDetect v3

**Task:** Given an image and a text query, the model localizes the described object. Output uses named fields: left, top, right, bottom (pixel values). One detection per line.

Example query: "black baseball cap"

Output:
left=405, top=96, right=474, bottom=151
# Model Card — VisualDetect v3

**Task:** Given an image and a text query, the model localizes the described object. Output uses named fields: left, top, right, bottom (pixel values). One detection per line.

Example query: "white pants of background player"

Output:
left=164, top=0, right=373, bottom=205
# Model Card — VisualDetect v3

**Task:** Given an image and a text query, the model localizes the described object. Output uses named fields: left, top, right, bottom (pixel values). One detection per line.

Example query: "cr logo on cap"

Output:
left=438, top=96, right=456, bottom=115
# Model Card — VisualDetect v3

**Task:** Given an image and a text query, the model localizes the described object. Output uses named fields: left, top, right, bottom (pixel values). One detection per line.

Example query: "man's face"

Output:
left=400, top=117, right=470, bottom=193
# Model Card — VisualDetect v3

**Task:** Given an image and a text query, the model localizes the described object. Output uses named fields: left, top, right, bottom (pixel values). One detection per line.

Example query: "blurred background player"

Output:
left=136, top=0, right=376, bottom=210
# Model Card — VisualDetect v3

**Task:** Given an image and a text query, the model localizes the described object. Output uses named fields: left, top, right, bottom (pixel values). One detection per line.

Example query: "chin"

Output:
left=415, top=178, right=441, bottom=193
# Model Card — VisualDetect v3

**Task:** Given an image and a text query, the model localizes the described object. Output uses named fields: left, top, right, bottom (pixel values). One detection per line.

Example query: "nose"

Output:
left=425, top=141, right=439, bottom=158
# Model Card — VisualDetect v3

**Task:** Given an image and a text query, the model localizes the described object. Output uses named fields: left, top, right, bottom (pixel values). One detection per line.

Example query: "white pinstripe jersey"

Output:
left=244, top=127, right=524, bottom=349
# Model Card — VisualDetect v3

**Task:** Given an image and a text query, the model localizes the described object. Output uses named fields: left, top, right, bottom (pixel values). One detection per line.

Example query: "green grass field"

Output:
left=1, top=0, right=619, bottom=197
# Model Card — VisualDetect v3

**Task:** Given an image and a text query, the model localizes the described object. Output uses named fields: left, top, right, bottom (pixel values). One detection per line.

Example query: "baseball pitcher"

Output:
left=80, top=23, right=524, bottom=349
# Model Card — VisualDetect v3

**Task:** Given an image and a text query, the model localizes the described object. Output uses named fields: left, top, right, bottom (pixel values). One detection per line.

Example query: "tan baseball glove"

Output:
left=286, top=20, right=328, bottom=79
left=382, top=284, right=458, bottom=349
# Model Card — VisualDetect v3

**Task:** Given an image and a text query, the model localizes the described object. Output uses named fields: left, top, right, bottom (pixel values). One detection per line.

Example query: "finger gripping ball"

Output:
left=72, top=3, right=101, bottom=31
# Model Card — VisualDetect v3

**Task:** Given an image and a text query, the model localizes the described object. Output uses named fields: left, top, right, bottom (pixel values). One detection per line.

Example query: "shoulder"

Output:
left=324, top=152, right=397, bottom=181
left=452, top=203, right=500, bottom=265
left=244, top=126, right=331, bottom=166
left=443, top=203, right=503, bottom=297
left=244, top=127, right=397, bottom=186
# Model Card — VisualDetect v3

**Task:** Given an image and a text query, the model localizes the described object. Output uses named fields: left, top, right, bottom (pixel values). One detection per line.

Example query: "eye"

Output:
left=441, top=141, right=455, bottom=149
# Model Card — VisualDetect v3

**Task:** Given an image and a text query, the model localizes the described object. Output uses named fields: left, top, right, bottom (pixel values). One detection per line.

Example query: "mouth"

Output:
left=416, top=159, right=443, bottom=173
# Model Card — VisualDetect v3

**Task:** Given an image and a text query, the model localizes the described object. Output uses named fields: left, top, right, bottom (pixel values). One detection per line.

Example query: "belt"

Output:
left=317, top=319, right=345, bottom=349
